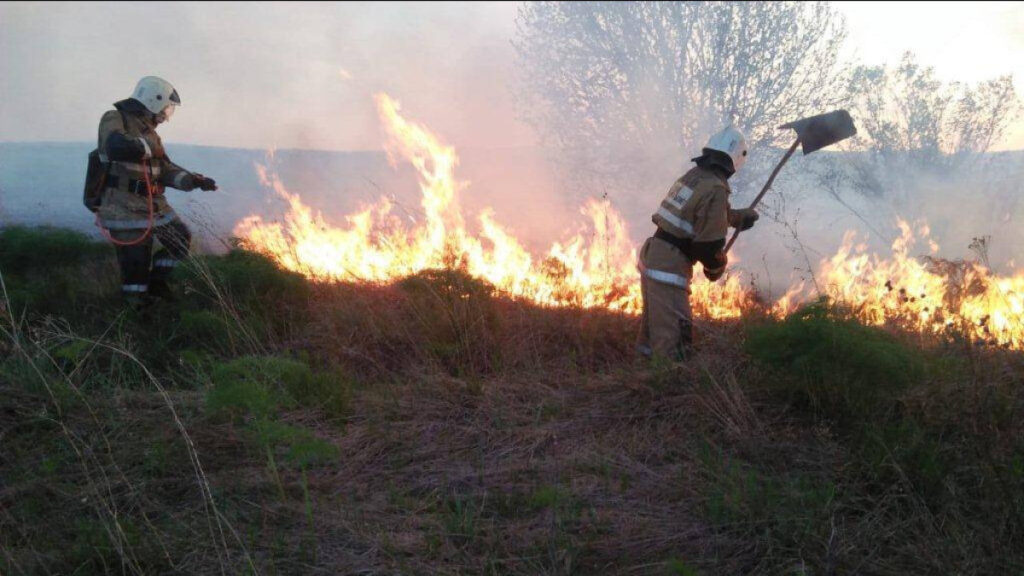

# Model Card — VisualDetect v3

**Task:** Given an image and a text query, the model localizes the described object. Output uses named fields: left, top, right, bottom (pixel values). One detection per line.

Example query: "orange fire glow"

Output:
left=778, top=222, right=1024, bottom=348
left=234, top=93, right=750, bottom=317
left=234, top=93, right=1023, bottom=349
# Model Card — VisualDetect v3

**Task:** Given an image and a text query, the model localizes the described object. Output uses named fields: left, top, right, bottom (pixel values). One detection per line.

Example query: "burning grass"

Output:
left=229, top=94, right=1024, bottom=352
left=1, top=225, right=1022, bottom=574
left=233, top=93, right=757, bottom=318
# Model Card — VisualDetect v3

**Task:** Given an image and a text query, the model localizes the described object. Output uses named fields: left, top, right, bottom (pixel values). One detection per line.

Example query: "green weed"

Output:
left=746, top=301, right=923, bottom=426
left=698, top=442, right=834, bottom=533
left=666, top=558, right=700, bottom=576
left=529, top=485, right=571, bottom=511
left=0, top=226, right=116, bottom=318
left=442, top=491, right=485, bottom=547
left=0, top=225, right=109, bottom=275
left=188, top=247, right=308, bottom=303
left=176, top=309, right=233, bottom=350
left=206, top=357, right=294, bottom=421
left=207, top=355, right=351, bottom=420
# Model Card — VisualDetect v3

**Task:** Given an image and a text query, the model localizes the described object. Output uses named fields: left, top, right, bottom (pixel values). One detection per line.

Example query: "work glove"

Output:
left=704, top=250, right=727, bottom=282
left=191, top=173, right=218, bottom=191
left=729, top=208, right=759, bottom=231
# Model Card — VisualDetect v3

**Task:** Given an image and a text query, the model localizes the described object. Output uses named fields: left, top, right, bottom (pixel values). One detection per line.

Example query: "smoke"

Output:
left=733, top=149, right=1024, bottom=297
left=0, top=2, right=529, bottom=152
left=507, top=1, right=1024, bottom=296
left=891, top=156, right=1024, bottom=270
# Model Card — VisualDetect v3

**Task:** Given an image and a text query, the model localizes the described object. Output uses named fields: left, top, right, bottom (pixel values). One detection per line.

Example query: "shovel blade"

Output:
left=779, top=109, right=857, bottom=155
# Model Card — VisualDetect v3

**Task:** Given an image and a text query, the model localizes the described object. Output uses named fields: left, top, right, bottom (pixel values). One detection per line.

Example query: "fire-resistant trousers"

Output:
left=636, top=236, right=694, bottom=360
left=112, top=217, right=191, bottom=295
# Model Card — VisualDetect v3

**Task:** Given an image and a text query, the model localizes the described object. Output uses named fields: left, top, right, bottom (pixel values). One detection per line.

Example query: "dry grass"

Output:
left=2, top=233, right=1022, bottom=575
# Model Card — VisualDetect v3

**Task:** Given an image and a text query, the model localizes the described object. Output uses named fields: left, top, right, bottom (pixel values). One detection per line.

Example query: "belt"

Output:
left=107, top=175, right=158, bottom=196
left=654, top=227, right=692, bottom=256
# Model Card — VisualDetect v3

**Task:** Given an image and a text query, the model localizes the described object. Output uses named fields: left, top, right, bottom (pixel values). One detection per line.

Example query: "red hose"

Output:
left=96, top=157, right=155, bottom=246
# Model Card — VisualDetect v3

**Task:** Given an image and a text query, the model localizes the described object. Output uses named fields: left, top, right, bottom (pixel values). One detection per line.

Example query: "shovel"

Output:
left=724, top=109, right=858, bottom=253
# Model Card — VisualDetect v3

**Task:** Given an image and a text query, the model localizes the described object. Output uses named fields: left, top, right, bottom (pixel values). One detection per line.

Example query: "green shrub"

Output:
left=285, top=431, right=340, bottom=467
left=177, top=348, right=217, bottom=377
left=207, top=360, right=292, bottom=420
left=399, top=267, right=495, bottom=300
left=698, top=442, right=835, bottom=533
left=207, top=355, right=351, bottom=421
left=528, top=485, right=571, bottom=511
left=0, top=227, right=117, bottom=318
left=184, top=248, right=309, bottom=309
left=0, top=226, right=109, bottom=275
left=175, top=309, right=234, bottom=352
left=1, top=355, right=80, bottom=409
left=286, top=369, right=352, bottom=420
left=746, top=302, right=924, bottom=426
left=857, top=419, right=951, bottom=503
left=253, top=420, right=339, bottom=467
left=746, top=304, right=969, bottom=514
left=666, top=559, right=700, bottom=576
left=207, top=356, right=343, bottom=470
left=178, top=248, right=311, bottom=346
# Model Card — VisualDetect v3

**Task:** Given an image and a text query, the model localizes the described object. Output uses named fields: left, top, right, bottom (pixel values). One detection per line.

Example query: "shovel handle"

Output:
left=724, top=137, right=801, bottom=254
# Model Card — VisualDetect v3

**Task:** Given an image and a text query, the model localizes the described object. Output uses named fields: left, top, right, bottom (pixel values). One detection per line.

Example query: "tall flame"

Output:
left=234, top=93, right=749, bottom=317
left=234, top=93, right=1023, bottom=349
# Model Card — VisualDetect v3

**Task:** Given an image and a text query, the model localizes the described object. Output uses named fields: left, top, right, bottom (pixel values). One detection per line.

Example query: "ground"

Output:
left=1, top=226, right=1021, bottom=575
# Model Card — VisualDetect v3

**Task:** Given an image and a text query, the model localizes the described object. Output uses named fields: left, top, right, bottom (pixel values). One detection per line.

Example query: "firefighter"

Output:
left=95, top=76, right=217, bottom=303
left=636, top=125, right=759, bottom=360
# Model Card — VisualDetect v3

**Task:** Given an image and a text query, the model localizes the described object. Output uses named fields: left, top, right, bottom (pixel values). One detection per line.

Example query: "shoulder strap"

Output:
left=99, top=111, right=132, bottom=175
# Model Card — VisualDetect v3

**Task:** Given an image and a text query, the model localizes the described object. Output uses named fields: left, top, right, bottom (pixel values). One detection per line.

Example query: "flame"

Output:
left=234, top=93, right=748, bottom=317
left=234, top=92, right=1023, bottom=349
left=779, top=221, right=1024, bottom=349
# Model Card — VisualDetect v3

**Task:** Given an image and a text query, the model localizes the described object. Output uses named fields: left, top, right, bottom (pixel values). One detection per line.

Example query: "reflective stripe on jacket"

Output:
left=651, top=166, right=732, bottom=244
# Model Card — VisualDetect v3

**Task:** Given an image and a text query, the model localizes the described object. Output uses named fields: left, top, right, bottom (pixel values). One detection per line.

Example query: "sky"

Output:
left=2, top=1, right=1023, bottom=151
left=0, top=2, right=526, bottom=151
left=835, top=1, right=1024, bottom=150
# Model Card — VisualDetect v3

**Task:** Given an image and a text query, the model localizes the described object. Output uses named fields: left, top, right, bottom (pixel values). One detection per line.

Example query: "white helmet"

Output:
left=703, top=125, right=748, bottom=173
left=131, top=76, right=181, bottom=117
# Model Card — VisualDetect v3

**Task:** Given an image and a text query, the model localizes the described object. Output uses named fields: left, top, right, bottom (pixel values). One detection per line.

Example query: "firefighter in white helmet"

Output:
left=93, top=76, right=218, bottom=303
left=636, top=125, right=759, bottom=360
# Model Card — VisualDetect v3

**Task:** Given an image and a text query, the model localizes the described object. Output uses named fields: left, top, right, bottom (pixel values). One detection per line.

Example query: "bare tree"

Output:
left=513, top=1, right=849, bottom=198
left=842, top=53, right=1019, bottom=198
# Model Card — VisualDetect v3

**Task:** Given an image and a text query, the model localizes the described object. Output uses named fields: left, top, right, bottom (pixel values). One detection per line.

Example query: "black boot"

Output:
left=148, top=278, right=178, bottom=302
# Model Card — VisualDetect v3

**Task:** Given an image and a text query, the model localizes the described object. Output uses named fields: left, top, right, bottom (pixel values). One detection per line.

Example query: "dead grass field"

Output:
left=1, top=226, right=1021, bottom=575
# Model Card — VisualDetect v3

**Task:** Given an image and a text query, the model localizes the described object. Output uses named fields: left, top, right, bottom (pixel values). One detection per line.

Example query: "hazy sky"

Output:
left=2, top=1, right=1023, bottom=151
left=836, top=1, right=1024, bottom=150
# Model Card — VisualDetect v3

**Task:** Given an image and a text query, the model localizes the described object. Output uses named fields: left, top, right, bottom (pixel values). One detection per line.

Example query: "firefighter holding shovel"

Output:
left=85, top=76, right=218, bottom=304
left=637, top=111, right=857, bottom=361
left=636, top=125, right=758, bottom=361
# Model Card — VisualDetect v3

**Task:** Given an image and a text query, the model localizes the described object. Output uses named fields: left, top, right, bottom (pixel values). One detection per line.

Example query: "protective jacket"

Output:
left=649, top=165, right=750, bottom=280
left=96, top=99, right=196, bottom=230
